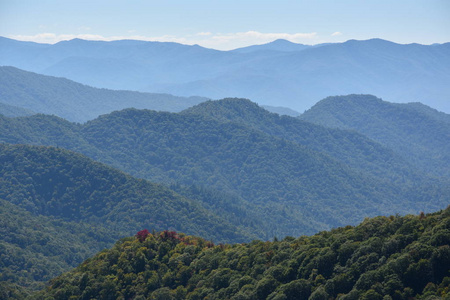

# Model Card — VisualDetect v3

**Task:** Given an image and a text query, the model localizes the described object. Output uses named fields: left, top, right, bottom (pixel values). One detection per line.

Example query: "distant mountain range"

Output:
left=1, top=37, right=449, bottom=113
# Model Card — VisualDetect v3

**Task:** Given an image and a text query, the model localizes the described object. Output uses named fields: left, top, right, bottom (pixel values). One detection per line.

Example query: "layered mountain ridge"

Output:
left=1, top=37, right=449, bottom=113
left=1, top=52, right=449, bottom=297
left=1, top=97, right=448, bottom=241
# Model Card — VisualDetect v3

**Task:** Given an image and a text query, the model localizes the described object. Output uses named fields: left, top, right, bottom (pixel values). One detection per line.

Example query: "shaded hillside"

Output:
left=299, top=94, right=450, bottom=177
left=0, top=66, right=208, bottom=122
left=0, top=144, right=257, bottom=291
left=0, top=102, right=35, bottom=118
left=1, top=37, right=450, bottom=113
left=34, top=207, right=450, bottom=300
left=1, top=109, right=448, bottom=239
left=0, top=199, right=114, bottom=292
left=0, top=144, right=252, bottom=242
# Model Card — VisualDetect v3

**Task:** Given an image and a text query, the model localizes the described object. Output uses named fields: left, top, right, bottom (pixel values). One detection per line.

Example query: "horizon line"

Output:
left=2, top=35, right=447, bottom=51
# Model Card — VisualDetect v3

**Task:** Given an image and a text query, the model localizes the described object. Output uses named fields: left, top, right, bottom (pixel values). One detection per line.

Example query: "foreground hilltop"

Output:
left=32, top=207, right=450, bottom=300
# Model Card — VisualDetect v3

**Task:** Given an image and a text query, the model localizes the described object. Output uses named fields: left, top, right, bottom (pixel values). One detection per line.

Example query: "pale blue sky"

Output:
left=1, top=0, right=449, bottom=50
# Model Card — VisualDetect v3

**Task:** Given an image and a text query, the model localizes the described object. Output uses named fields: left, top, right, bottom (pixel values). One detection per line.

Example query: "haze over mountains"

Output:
left=1, top=37, right=450, bottom=113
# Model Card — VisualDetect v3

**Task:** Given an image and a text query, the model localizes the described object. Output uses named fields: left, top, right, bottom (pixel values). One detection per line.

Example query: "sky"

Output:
left=1, top=0, right=449, bottom=50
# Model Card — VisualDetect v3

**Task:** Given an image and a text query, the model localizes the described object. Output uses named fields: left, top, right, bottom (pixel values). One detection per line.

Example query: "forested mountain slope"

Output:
left=395, top=101, right=450, bottom=125
left=1, top=109, right=448, bottom=239
left=0, top=66, right=207, bottom=122
left=0, top=144, right=256, bottom=291
left=299, top=94, right=450, bottom=177
left=33, top=207, right=450, bottom=300
left=1, top=37, right=449, bottom=113
left=80, top=109, right=406, bottom=235
left=182, top=98, right=425, bottom=185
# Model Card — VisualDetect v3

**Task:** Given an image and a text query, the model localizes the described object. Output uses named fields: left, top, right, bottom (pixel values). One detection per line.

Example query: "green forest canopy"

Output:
left=33, top=207, right=450, bottom=300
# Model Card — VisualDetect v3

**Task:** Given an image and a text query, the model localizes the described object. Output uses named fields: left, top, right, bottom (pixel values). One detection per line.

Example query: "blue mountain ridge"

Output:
left=1, top=37, right=449, bottom=113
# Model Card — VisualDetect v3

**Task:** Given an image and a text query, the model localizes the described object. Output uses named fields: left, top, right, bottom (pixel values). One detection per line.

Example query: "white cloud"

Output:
left=211, top=31, right=317, bottom=44
left=196, top=32, right=212, bottom=36
left=8, top=31, right=320, bottom=50
left=331, top=31, right=343, bottom=36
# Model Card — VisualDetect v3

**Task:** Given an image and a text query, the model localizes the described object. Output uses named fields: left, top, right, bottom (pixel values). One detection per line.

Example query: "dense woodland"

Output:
left=31, top=207, right=450, bottom=300
left=183, top=98, right=425, bottom=183
left=0, top=199, right=114, bottom=292
left=1, top=99, right=448, bottom=240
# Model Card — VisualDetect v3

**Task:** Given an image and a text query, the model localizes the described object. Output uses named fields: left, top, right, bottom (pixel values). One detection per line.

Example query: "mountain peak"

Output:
left=182, top=98, right=271, bottom=124
left=231, top=39, right=310, bottom=53
left=269, top=39, right=296, bottom=45
left=55, top=38, right=89, bottom=45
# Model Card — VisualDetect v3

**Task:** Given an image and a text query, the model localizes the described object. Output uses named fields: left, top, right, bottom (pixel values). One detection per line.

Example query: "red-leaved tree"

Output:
left=136, top=229, right=150, bottom=242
